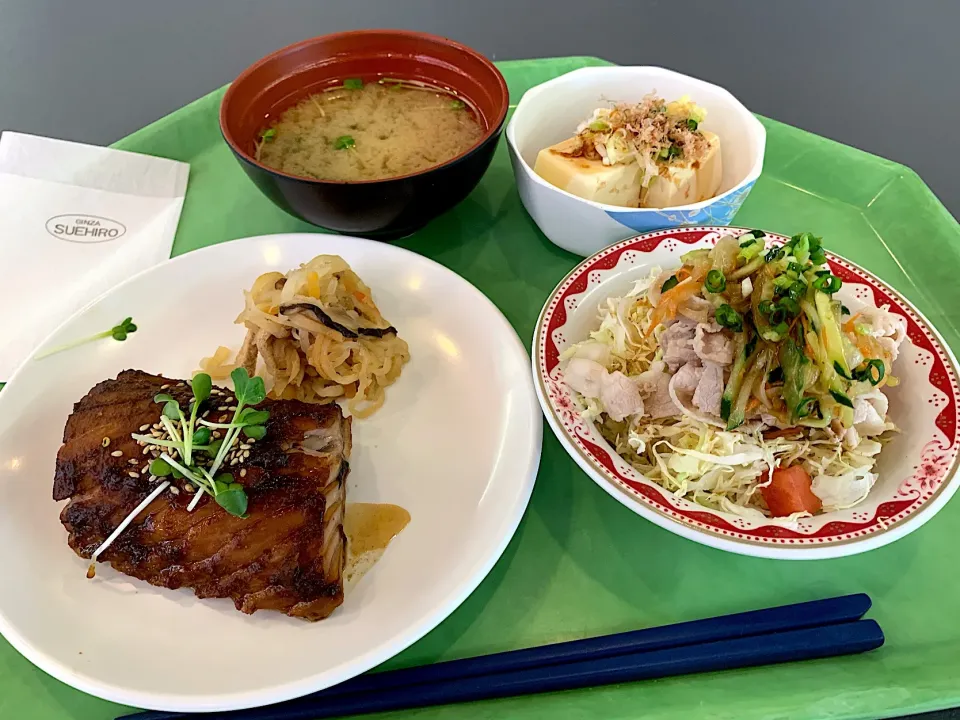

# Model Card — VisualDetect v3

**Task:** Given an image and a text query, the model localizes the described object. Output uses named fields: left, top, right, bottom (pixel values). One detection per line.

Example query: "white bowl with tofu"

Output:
left=507, top=66, right=766, bottom=256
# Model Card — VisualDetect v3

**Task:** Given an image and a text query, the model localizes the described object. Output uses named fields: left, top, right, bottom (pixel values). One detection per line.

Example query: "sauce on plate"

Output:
left=344, top=502, right=410, bottom=587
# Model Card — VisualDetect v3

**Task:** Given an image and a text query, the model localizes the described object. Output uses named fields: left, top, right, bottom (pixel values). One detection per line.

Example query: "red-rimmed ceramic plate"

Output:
left=533, top=226, right=960, bottom=559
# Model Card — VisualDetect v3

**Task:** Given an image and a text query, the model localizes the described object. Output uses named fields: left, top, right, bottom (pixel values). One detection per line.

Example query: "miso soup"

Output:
left=256, top=79, right=485, bottom=182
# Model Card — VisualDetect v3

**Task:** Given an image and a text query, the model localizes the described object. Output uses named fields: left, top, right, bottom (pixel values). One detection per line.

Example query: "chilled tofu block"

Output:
left=642, top=131, right=723, bottom=208
left=533, top=132, right=722, bottom=209
left=534, top=138, right=643, bottom=207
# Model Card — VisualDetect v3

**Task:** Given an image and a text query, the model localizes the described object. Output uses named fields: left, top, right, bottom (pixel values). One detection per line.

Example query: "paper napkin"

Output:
left=0, top=131, right=190, bottom=379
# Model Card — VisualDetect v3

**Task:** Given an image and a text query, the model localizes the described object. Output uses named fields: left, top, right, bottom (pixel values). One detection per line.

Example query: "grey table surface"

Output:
left=1, top=1, right=959, bottom=719
left=1, top=0, right=958, bottom=220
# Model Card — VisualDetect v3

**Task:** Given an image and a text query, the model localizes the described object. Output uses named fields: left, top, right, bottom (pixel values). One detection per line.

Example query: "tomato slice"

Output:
left=761, top=465, right=822, bottom=517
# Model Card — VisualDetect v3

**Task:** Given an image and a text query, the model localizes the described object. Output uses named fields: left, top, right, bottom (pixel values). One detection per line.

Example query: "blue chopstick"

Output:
left=317, top=592, right=870, bottom=698
left=281, top=620, right=883, bottom=720
left=124, top=594, right=874, bottom=720
left=130, top=619, right=883, bottom=720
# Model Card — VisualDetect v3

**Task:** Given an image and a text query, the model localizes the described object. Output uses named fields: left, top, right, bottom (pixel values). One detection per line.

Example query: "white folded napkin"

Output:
left=0, top=132, right=190, bottom=379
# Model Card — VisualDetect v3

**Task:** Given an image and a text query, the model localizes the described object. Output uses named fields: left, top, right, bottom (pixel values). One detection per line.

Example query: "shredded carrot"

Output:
left=843, top=312, right=862, bottom=335
left=763, top=427, right=803, bottom=440
left=747, top=397, right=760, bottom=412
left=855, top=334, right=887, bottom=361
left=645, top=280, right=703, bottom=337
left=353, top=291, right=367, bottom=303
left=676, top=267, right=692, bottom=281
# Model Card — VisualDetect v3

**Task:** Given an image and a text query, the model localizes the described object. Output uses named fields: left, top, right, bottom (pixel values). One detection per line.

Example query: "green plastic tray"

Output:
left=3, top=56, right=960, bottom=720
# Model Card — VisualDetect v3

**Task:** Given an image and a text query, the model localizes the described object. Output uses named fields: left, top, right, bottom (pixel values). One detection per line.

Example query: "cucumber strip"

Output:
left=729, top=255, right=766, bottom=281
left=779, top=339, right=809, bottom=423
left=720, top=332, right=749, bottom=422
left=727, top=350, right=768, bottom=430
left=830, top=388, right=854, bottom=408
left=815, top=290, right=849, bottom=377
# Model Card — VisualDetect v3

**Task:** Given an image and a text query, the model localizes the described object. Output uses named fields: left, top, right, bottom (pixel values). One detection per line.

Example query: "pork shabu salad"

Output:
left=561, top=231, right=907, bottom=519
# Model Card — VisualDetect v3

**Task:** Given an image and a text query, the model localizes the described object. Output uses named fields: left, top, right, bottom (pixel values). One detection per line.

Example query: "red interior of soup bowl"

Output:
left=221, top=30, right=509, bottom=184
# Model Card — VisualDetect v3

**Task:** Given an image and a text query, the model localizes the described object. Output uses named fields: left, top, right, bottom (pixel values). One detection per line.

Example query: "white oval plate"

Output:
left=534, top=227, right=960, bottom=560
left=0, top=234, right=542, bottom=712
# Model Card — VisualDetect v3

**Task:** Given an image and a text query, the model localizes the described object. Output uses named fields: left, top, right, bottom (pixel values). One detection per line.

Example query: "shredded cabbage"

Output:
left=627, top=267, right=662, bottom=298
left=811, top=467, right=877, bottom=511
left=600, top=416, right=887, bottom=518
left=661, top=439, right=766, bottom=468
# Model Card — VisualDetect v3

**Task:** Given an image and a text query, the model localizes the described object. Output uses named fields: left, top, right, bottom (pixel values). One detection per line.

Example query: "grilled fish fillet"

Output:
left=53, top=369, right=351, bottom=620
